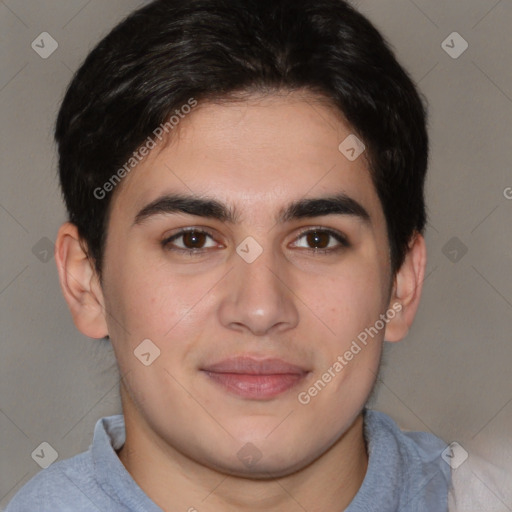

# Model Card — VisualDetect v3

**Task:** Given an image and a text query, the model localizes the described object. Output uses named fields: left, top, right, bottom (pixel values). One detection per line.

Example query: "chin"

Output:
left=197, top=435, right=320, bottom=480
left=208, top=454, right=312, bottom=480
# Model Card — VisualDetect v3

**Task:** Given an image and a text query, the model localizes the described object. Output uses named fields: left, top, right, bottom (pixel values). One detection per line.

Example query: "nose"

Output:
left=217, top=241, right=299, bottom=337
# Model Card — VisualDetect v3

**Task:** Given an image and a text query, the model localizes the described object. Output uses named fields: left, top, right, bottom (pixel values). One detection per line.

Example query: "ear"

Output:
left=383, top=232, right=427, bottom=343
left=55, top=222, right=109, bottom=339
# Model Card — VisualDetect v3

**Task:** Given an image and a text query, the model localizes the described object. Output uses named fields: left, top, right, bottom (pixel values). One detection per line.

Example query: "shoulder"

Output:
left=363, top=409, right=452, bottom=510
left=365, top=409, right=449, bottom=460
left=3, top=452, right=98, bottom=512
left=448, top=447, right=512, bottom=511
left=4, top=414, right=131, bottom=512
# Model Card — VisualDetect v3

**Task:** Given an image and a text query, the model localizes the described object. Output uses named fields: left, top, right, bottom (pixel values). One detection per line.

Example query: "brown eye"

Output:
left=306, top=231, right=330, bottom=249
left=162, top=229, right=218, bottom=254
left=182, top=231, right=208, bottom=249
left=291, top=228, right=349, bottom=253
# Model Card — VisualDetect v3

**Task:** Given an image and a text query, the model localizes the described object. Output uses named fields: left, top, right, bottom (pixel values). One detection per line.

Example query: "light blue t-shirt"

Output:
left=4, top=409, right=451, bottom=511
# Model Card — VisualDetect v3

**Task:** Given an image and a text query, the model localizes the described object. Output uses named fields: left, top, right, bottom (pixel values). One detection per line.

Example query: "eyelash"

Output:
left=161, top=227, right=350, bottom=256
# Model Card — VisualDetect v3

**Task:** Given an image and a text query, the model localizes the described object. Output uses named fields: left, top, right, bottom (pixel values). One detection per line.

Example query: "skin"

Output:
left=55, top=91, right=426, bottom=512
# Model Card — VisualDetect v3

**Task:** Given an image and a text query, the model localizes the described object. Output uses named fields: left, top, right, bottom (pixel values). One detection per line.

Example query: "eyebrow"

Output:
left=133, top=192, right=371, bottom=226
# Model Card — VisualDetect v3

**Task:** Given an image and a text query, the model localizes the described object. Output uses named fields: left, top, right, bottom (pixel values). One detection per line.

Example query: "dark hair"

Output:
left=55, top=0, right=428, bottom=279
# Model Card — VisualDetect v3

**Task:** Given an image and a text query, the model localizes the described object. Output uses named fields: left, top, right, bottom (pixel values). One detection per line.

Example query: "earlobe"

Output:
left=383, top=233, right=427, bottom=343
left=55, top=222, right=109, bottom=339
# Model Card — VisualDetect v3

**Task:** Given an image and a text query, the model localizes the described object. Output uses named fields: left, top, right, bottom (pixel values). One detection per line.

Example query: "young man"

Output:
left=5, top=0, right=453, bottom=510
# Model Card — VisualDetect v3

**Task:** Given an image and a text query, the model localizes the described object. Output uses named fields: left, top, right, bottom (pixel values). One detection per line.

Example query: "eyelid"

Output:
left=162, top=227, right=219, bottom=245
left=291, top=226, right=350, bottom=249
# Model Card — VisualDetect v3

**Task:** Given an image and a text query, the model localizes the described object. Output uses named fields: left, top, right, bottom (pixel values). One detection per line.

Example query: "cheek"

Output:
left=298, top=266, right=386, bottom=414
left=314, top=259, right=388, bottom=343
left=103, top=248, right=221, bottom=360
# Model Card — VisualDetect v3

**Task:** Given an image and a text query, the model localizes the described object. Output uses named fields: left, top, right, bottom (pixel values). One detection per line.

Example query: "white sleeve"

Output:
left=448, top=450, right=512, bottom=512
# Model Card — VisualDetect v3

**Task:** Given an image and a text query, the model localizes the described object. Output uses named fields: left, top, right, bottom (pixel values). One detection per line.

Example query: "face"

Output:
left=99, top=92, right=396, bottom=477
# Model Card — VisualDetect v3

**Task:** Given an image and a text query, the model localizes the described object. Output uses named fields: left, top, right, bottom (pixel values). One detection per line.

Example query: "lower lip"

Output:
left=203, top=371, right=307, bottom=400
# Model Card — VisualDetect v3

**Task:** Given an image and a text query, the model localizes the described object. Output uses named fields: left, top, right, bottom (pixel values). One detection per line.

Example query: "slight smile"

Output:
left=201, top=356, right=311, bottom=400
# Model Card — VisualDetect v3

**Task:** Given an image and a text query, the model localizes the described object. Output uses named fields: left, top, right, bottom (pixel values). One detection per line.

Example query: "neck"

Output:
left=117, top=397, right=368, bottom=512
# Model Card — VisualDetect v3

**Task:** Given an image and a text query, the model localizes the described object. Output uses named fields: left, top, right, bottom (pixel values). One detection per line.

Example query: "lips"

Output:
left=201, top=356, right=309, bottom=400
left=203, top=356, right=308, bottom=375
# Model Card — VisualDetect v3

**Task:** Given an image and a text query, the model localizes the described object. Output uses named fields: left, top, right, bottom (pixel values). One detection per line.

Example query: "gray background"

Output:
left=1, top=0, right=511, bottom=508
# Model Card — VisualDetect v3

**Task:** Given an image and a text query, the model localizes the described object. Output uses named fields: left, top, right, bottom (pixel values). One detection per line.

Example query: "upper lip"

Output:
left=201, top=356, right=309, bottom=375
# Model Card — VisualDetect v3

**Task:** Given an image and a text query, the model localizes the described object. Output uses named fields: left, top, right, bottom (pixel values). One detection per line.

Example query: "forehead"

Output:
left=112, top=92, right=382, bottom=223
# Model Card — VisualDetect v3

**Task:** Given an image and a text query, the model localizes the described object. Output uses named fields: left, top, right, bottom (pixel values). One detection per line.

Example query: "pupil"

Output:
left=183, top=231, right=205, bottom=248
left=308, top=231, right=328, bottom=249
